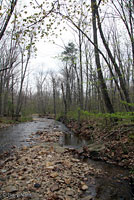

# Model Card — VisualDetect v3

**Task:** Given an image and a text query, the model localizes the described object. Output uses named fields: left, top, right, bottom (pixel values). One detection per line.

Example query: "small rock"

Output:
left=0, top=176, right=6, bottom=181
left=71, top=158, right=80, bottom=162
left=81, top=195, right=93, bottom=200
left=47, top=155, right=52, bottom=158
left=64, top=160, right=72, bottom=168
left=55, top=146, right=65, bottom=153
left=46, top=162, right=55, bottom=170
left=64, top=178, right=71, bottom=185
left=66, top=189, right=74, bottom=196
left=36, top=131, right=43, bottom=135
left=81, top=184, right=88, bottom=191
left=65, top=197, right=72, bottom=200
left=22, top=146, right=28, bottom=150
left=77, top=148, right=84, bottom=154
left=58, top=179, right=64, bottom=183
left=30, top=193, right=40, bottom=200
left=5, top=186, right=18, bottom=193
left=1, top=169, right=7, bottom=173
left=50, top=184, right=59, bottom=192
left=88, top=143, right=105, bottom=152
left=46, top=162, right=54, bottom=167
left=34, top=183, right=41, bottom=188
left=46, top=166, right=55, bottom=170
left=50, top=172, right=58, bottom=178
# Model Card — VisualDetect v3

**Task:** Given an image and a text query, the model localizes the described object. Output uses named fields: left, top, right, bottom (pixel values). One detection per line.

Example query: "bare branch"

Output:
left=0, top=0, right=18, bottom=40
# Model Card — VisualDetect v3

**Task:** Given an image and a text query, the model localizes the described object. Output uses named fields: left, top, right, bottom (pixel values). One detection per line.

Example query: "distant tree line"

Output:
left=0, top=0, right=134, bottom=119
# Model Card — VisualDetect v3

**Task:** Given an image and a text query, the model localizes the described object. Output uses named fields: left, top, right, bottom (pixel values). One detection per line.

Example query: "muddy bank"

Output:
left=62, top=119, right=134, bottom=170
left=0, top=123, right=14, bottom=129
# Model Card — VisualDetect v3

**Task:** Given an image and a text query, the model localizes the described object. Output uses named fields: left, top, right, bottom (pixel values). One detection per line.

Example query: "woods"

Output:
left=0, top=0, right=133, bottom=119
left=0, top=1, right=134, bottom=199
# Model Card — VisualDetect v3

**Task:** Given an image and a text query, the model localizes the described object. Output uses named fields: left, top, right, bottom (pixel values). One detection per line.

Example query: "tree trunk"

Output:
left=79, top=27, right=84, bottom=109
left=11, top=74, right=14, bottom=119
left=0, top=76, right=3, bottom=115
left=91, top=0, right=114, bottom=113
left=84, top=43, right=89, bottom=110
left=52, top=79, right=56, bottom=118
left=96, top=1, right=132, bottom=111
left=61, top=83, right=67, bottom=116
left=0, top=0, right=18, bottom=40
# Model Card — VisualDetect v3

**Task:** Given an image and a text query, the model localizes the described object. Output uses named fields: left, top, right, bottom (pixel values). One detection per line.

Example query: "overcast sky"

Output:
left=29, top=30, right=73, bottom=74
left=20, top=0, right=73, bottom=71
left=20, top=0, right=75, bottom=90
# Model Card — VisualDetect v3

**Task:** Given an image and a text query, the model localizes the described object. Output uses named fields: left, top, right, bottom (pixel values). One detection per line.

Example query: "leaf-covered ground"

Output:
left=0, top=123, right=12, bottom=129
left=65, top=120, right=134, bottom=170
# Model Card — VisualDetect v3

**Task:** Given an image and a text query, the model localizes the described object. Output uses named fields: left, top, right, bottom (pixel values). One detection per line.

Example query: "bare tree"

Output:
left=91, top=0, right=114, bottom=113
left=95, top=0, right=132, bottom=111
left=15, top=34, right=34, bottom=119
left=0, top=0, right=18, bottom=41
left=35, top=70, right=48, bottom=115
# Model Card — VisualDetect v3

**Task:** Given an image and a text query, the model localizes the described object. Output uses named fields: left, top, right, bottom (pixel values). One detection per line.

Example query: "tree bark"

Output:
left=52, top=78, right=56, bottom=118
left=91, top=0, right=114, bottom=113
left=78, top=27, right=84, bottom=109
left=61, top=83, right=67, bottom=116
left=96, top=1, right=132, bottom=111
left=0, top=0, right=18, bottom=40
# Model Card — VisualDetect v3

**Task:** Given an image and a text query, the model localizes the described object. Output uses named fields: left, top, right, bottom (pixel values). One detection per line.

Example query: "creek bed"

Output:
left=0, top=117, right=133, bottom=200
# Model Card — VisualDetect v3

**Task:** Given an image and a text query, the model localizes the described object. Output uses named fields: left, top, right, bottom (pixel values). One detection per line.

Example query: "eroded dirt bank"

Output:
left=63, top=119, right=134, bottom=170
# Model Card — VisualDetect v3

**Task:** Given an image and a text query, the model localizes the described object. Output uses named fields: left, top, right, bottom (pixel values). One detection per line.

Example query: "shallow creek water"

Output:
left=0, top=117, right=133, bottom=200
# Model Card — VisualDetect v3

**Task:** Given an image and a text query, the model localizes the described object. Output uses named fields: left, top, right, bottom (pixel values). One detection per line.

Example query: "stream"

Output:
left=0, top=117, right=133, bottom=200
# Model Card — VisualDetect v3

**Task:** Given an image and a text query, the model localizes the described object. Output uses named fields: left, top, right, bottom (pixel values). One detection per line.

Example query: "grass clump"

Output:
left=19, top=116, right=33, bottom=122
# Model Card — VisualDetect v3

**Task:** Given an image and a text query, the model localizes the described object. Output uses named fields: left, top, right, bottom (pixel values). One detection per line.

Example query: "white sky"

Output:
left=10, top=0, right=79, bottom=92
left=26, top=22, right=75, bottom=92
left=28, top=27, right=74, bottom=76
left=22, top=0, right=77, bottom=72
left=20, top=0, right=75, bottom=88
left=30, top=41, right=61, bottom=72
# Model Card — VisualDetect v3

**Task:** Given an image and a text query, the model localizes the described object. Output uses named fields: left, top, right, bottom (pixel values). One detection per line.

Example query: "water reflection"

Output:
left=60, top=132, right=88, bottom=148
left=0, top=118, right=57, bottom=153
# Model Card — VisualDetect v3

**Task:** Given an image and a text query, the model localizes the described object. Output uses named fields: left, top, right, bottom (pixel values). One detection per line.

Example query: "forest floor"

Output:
left=0, top=123, right=12, bottom=129
left=63, top=119, right=134, bottom=171
left=0, top=116, right=33, bottom=129
left=0, top=120, right=14, bottom=129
